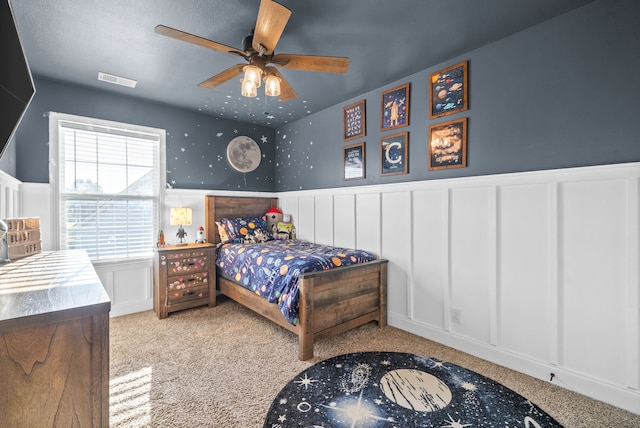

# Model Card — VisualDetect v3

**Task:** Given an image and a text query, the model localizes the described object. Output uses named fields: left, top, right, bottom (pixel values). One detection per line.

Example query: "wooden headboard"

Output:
left=204, top=195, right=278, bottom=245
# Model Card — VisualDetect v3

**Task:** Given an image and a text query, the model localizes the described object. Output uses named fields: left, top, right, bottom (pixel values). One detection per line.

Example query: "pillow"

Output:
left=216, top=217, right=272, bottom=244
left=215, top=221, right=232, bottom=243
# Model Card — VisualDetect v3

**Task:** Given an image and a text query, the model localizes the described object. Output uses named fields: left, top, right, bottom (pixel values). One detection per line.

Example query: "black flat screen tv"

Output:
left=0, top=0, right=35, bottom=161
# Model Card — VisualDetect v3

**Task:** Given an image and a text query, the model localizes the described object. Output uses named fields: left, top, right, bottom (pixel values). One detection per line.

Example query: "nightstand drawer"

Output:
left=168, top=271, right=210, bottom=291
left=167, top=284, right=209, bottom=305
left=164, top=253, right=209, bottom=274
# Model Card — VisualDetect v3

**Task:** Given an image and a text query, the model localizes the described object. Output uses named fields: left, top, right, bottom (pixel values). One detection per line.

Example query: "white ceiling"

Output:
left=10, top=0, right=596, bottom=128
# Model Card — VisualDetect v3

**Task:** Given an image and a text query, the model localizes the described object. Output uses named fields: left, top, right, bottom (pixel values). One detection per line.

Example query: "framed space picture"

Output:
left=343, top=142, right=365, bottom=180
left=343, top=99, right=366, bottom=141
left=381, top=83, right=410, bottom=131
left=428, top=118, right=467, bottom=170
left=380, top=132, right=408, bottom=176
left=429, top=61, right=468, bottom=119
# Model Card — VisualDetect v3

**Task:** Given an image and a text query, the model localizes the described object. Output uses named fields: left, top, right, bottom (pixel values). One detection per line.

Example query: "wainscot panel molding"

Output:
left=12, top=167, right=640, bottom=414
left=276, top=162, right=640, bottom=415
left=0, top=170, right=20, bottom=219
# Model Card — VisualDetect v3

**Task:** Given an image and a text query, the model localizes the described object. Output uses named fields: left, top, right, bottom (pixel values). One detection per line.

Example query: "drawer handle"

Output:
left=184, top=291, right=195, bottom=296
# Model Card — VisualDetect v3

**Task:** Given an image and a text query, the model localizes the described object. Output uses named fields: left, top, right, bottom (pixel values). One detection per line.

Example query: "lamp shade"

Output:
left=243, top=65, right=262, bottom=88
left=170, top=207, right=192, bottom=226
left=264, top=75, right=281, bottom=97
left=241, top=78, right=257, bottom=97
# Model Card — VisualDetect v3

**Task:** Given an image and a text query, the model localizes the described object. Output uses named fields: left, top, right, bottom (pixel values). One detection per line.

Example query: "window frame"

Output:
left=49, top=112, right=166, bottom=263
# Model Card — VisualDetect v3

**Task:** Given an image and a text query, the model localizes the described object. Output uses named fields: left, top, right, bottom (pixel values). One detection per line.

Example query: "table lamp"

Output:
left=170, top=207, right=192, bottom=244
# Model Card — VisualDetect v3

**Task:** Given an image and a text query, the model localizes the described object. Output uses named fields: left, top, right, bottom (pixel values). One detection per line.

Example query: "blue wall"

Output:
left=274, top=0, right=640, bottom=191
left=12, top=78, right=276, bottom=191
left=5, top=0, right=639, bottom=192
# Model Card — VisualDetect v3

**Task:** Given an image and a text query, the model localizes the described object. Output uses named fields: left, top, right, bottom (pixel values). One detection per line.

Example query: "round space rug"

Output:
left=263, top=351, right=563, bottom=428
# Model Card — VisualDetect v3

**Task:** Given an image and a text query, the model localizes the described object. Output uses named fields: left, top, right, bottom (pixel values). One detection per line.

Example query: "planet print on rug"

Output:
left=263, top=352, right=563, bottom=428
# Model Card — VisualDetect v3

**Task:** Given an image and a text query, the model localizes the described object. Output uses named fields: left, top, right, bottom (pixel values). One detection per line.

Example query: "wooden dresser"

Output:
left=0, top=250, right=111, bottom=427
left=153, top=243, right=216, bottom=319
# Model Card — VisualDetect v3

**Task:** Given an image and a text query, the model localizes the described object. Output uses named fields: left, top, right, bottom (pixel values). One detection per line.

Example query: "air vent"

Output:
left=98, top=72, right=137, bottom=88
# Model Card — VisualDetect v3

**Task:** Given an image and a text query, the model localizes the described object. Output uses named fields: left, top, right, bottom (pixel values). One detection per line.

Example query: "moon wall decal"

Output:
left=227, top=136, right=261, bottom=173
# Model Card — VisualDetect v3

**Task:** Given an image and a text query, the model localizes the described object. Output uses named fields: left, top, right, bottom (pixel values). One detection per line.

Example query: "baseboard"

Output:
left=388, top=313, right=640, bottom=415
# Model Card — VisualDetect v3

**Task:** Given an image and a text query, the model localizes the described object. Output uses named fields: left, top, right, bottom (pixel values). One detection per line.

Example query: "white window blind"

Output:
left=55, top=116, right=163, bottom=261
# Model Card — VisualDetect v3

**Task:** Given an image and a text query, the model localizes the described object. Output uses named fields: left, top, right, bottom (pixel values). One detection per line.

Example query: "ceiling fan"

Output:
left=155, top=0, right=349, bottom=102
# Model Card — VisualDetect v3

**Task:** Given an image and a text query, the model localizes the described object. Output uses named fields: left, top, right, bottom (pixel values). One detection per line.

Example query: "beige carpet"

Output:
left=109, top=296, right=639, bottom=427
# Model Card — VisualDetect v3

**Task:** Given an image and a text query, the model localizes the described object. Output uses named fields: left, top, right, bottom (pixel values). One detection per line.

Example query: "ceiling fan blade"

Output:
left=266, top=66, right=297, bottom=101
left=271, top=54, right=349, bottom=74
left=155, top=25, right=245, bottom=57
left=198, top=64, right=246, bottom=89
left=252, top=0, right=291, bottom=55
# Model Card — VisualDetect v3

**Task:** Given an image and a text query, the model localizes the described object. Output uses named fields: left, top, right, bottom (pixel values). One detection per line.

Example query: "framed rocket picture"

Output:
left=381, top=83, right=410, bottom=131
left=429, top=61, right=468, bottom=119
left=380, top=132, right=408, bottom=176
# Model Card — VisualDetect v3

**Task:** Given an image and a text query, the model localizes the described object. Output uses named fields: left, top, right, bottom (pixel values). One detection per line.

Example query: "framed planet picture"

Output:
left=429, top=61, right=468, bottom=119
left=226, top=136, right=261, bottom=173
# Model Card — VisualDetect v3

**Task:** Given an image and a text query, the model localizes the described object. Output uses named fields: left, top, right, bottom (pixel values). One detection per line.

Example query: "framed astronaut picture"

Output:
left=380, top=132, right=408, bottom=176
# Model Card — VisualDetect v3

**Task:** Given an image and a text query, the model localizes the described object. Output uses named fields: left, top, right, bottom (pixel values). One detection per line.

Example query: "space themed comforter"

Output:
left=215, top=239, right=377, bottom=325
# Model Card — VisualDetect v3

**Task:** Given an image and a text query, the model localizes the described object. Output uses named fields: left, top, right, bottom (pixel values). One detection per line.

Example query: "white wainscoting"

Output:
left=0, top=170, right=20, bottom=219
left=278, top=162, right=640, bottom=414
left=12, top=164, right=640, bottom=413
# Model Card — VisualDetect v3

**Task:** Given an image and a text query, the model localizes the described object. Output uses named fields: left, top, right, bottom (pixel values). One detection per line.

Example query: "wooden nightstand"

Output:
left=153, top=243, right=216, bottom=319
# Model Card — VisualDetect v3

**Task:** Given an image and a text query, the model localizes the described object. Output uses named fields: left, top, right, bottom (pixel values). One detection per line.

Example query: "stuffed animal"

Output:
left=274, top=214, right=296, bottom=240
left=265, top=207, right=283, bottom=237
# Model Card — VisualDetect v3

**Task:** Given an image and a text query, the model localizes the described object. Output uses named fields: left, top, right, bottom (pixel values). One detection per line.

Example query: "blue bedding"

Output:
left=216, top=240, right=377, bottom=325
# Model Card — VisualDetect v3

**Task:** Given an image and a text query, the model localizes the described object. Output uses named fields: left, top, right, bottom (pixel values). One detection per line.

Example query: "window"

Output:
left=50, top=113, right=165, bottom=261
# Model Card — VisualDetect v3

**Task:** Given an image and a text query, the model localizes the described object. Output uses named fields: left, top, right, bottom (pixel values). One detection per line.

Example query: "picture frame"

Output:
left=380, top=132, right=408, bottom=176
left=381, top=83, right=410, bottom=131
left=343, top=99, right=366, bottom=141
left=343, top=142, right=365, bottom=180
left=429, top=61, right=468, bottom=119
left=428, top=118, right=467, bottom=170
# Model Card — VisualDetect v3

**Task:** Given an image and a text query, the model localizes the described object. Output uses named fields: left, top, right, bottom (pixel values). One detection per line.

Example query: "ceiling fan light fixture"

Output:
left=264, top=75, right=281, bottom=97
left=243, top=65, right=262, bottom=88
left=240, top=78, right=257, bottom=97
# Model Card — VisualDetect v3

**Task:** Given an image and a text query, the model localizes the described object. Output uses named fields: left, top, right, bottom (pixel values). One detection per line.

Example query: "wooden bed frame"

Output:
left=204, top=195, right=388, bottom=360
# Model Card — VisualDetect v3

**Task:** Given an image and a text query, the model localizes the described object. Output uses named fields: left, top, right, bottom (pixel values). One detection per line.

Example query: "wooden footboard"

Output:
left=217, top=259, right=387, bottom=360
left=205, top=194, right=388, bottom=360
left=297, top=259, right=388, bottom=360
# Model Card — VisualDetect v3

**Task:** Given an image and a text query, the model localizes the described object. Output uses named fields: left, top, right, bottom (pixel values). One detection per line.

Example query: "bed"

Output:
left=205, top=195, right=388, bottom=360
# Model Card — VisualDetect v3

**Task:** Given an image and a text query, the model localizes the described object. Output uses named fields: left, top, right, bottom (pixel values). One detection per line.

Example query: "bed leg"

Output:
left=379, top=261, right=388, bottom=328
left=298, top=277, right=314, bottom=360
